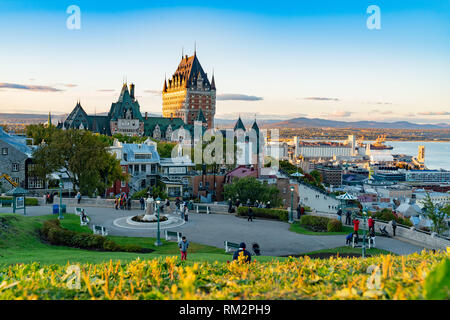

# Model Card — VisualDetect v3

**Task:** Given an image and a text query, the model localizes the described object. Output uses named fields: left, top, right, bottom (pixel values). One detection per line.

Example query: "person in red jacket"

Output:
left=353, top=218, right=360, bottom=235
left=368, top=216, right=375, bottom=234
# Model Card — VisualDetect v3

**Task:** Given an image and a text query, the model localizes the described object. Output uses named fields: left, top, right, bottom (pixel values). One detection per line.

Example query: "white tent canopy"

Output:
left=336, top=193, right=357, bottom=200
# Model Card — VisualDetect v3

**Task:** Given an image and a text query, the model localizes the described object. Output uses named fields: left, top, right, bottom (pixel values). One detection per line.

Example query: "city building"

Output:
left=0, top=127, right=42, bottom=191
left=405, top=170, right=450, bottom=183
left=108, top=138, right=160, bottom=195
left=316, top=164, right=343, bottom=187
left=58, top=83, right=187, bottom=139
left=159, top=157, right=196, bottom=198
left=162, top=52, right=216, bottom=129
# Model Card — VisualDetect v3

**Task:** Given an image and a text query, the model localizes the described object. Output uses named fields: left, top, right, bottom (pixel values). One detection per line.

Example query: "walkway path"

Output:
left=16, top=205, right=426, bottom=257
left=297, top=183, right=341, bottom=214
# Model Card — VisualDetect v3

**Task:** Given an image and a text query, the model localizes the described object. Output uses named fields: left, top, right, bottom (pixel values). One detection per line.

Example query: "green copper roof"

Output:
left=196, top=109, right=207, bottom=123
left=234, top=117, right=246, bottom=131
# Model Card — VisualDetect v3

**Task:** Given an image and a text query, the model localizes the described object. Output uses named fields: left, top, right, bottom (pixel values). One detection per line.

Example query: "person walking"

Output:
left=139, top=197, right=145, bottom=210
left=266, top=201, right=271, bottom=209
left=228, top=198, right=233, bottom=213
left=345, top=211, right=351, bottom=225
left=232, top=242, right=252, bottom=263
left=119, top=196, right=124, bottom=210
left=247, top=207, right=254, bottom=222
left=368, top=216, right=375, bottom=234
left=76, top=191, right=81, bottom=204
left=114, top=197, right=119, bottom=210
left=391, top=219, right=397, bottom=237
left=127, top=197, right=132, bottom=210
left=246, top=199, right=251, bottom=207
left=178, top=236, right=189, bottom=261
left=337, top=208, right=342, bottom=222
left=353, top=218, right=360, bottom=237
left=297, top=203, right=302, bottom=219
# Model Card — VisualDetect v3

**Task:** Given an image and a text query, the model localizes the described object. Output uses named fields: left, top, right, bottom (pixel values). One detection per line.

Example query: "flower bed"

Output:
left=131, top=215, right=168, bottom=223
left=0, top=251, right=447, bottom=299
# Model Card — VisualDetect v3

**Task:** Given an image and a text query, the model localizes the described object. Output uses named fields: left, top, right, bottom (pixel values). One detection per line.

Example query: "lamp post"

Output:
left=58, top=179, right=64, bottom=220
left=289, top=186, right=294, bottom=223
left=154, top=197, right=162, bottom=246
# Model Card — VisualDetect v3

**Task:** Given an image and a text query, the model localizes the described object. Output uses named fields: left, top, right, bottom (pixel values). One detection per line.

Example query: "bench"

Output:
left=92, top=225, right=108, bottom=236
left=80, top=215, right=90, bottom=226
left=224, top=241, right=240, bottom=253
left=74, top=207, right=84, bottom=215
left=165, top=230, right=182, bottom=242
left=195, top=204, right=210, bottom=214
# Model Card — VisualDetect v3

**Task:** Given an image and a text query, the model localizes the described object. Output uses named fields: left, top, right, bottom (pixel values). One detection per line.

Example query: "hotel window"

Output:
left=141, top=164, right=146, bottom=172
left=12, top=163, right=19, bottom=172
left=1, top=148, right=7, bottom=155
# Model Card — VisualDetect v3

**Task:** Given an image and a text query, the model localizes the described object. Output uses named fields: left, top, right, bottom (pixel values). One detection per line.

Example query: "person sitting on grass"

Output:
left=233, top=242, right=252, bottom=263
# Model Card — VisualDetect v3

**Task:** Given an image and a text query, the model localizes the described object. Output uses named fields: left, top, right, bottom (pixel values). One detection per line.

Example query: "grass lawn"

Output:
left=289, top=221, right=354, bottom=235
left=303, top=246, right=393, bottom=256
left=0, top=213, right=284, bottom=265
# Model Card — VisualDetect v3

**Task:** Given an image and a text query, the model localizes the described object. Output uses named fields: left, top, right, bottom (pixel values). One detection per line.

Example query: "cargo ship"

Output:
left=367, top=135, right=393, bottom=150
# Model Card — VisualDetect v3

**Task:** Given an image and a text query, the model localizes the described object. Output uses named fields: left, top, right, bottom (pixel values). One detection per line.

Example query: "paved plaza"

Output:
left=15, top=204, right=427, bottom=257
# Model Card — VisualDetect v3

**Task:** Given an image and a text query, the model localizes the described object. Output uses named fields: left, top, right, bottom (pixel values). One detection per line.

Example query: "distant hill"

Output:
left=262, top=117, right=450, bottom=129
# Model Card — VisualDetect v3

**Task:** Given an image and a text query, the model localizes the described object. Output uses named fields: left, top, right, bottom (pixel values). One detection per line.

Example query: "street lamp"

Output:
left=289, top=186, right=294, bottom=223
left=58, top=178, right=64, bottom=220
left=154, top=197, right=162, bottom=246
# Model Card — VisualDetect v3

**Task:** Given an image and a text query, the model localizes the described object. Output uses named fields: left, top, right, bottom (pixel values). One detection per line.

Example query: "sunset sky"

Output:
left=0, top=0, right=449, bottom=124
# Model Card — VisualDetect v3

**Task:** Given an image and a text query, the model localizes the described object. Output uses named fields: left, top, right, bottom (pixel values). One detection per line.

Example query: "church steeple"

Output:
left=234, top=116, right=246, bottom=132
left=47, top=111, right=52, bottom=127
left=211, top=72, right=216, bottom=90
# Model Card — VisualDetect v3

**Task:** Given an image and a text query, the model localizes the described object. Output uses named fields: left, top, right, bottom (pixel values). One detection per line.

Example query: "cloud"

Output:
left=371, top=109, right=393, bottom=115
left=322, top=111, right=352, bottom=117
left=0, top=83, right=63, bottom=92
left=417, top=111, right=450, bottom=116
left=368, top=101, right=392, bottom=105
left=144, top=90, right=162, bottom=95
left=62, top=84, right=77, bottom=88
left=97, top=89, right=115, bottom=92
left=216, top=93, right=263, bottom=101
left=216, top=112, right=306, bottom=120
left=303, top=97, right=340, bottom=101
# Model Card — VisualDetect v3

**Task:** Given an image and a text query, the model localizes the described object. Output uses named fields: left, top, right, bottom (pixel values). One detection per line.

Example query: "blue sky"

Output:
left=0, top=0, right=449, bottom=124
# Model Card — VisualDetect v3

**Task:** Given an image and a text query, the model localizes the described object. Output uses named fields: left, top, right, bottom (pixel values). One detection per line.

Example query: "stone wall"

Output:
left=308, top=211, right=450, bottom=250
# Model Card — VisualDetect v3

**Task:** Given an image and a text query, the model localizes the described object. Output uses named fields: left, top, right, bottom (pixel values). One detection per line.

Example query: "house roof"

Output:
left=0, top=126, right=33, bottom=157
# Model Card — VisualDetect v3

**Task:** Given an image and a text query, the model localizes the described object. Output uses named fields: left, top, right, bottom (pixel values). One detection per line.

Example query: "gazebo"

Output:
left=336, top=192, right=358, bottom=211
left=6, top=187, right=29, bottom=215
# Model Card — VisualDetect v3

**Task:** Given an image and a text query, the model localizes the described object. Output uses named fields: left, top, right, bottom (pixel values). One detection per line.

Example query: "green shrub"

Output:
left=371, top=209, right=413, bottom=227
left=131, top=188, right=149, bottom=200
left=300, top=215, right=329, bottom=231
left=40, top=219, right=146, bottom=253
left=327, top=219, right=342, bottom=232
left=237, top=206, right=288, bottom=222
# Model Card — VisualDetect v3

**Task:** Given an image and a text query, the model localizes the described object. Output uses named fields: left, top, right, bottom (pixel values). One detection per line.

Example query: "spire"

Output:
left=234, top=116, right=246, bottom=132
left=194, top=41, right=196, bottom=56
left=211, top=70, right=216, bottom=90
left=196, top=108, right=207, bottom=123
left=47, top=111, right=52, bottom=127
left=163, top=76, right=168, bottom=92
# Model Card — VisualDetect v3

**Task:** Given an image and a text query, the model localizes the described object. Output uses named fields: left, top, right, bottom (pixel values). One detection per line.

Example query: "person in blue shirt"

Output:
left=233, top=242, right=252, bottom=263
left=346, top=233, right=353, bottom=246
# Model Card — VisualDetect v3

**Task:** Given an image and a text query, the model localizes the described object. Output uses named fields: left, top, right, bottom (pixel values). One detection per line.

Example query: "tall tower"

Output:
left=418, top=145, right=425, bottom=163
left=162, top=52, right=216, bottom=128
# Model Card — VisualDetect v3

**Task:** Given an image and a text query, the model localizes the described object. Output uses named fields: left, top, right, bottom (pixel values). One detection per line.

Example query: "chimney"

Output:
left=129, top=83, right=135, bottom=100
left=145, top=112, right=148, bottom=120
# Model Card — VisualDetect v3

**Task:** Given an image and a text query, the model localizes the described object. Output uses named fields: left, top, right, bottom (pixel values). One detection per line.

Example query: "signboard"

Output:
left=16, top=196, right=24, bottom=209
left=169, top=167, right=186, bottom=175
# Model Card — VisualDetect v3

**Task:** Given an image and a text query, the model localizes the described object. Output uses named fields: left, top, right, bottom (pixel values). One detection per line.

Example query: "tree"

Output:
left=157, top=141, right=177, bottom=158
left=279, top=160, right=303, bottom=174
left=223, top=176, right=282, bottom=207
left=31, top=129, right=127, bottom=196
left=26, top=124, right=58, bottom=145
left=422, top=193, right=449, bottom=235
